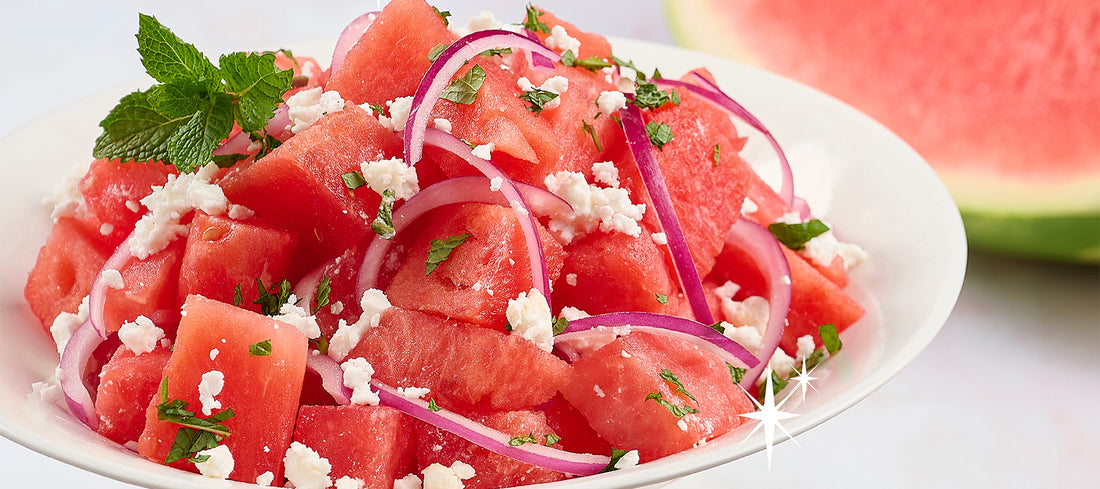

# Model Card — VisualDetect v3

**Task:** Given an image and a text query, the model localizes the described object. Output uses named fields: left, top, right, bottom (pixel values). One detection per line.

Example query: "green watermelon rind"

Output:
left=664, top=0, right=1100, bottom=264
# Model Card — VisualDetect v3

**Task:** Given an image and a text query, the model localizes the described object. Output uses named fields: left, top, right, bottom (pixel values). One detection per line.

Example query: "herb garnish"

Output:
left=708, top=322, right=725, bottom=334
left=561, top=50, right=612, bottom=71
left=631, top=81, right=679, bottom=110
left=156, top=378, right=235, bottom=464
left=712, top=143, right=721, bottom=167
left=249, top=339, right=272, bottom=356
left=440, top=65, right=486, bottom=105
left=93, top=14, right=292, bottom=173
left=519, top=88, right=559, bottom=114
left=427, top=43, right=449, bottom=62
left=601, top=448, right=633, bottom=473
left=426, top=233, right=473, bottom=275
left=552, top=316, right=569, bottom=336
left=581, top=120, right=602, bottom=151
left=645, top=392, right=698, bottom=417
left=522, top=5, right=550, bottom=33
left=544, top=433, right=561, bottom=446
left=645, top=121, right=673, bottom=150
left=372, top=188, right=397, bottom=240
left=659, top=369, right=698, bottom=403
left=342, top=171, right=367, bottom=190
left=232, top=284, right=243, bottom=308
left=427, top=398, right=441, bottom=412
left=768, top=219, right=830, bottom=250
left=655, top=293, right=669, bottom=305
left=727, top=362, right=745, bottom=384
left=509, top=433, right=538, bottom=446
left=252, top=278, right=294, bottom=316
left=315, top=274, right=331, bottom=309
left=432, top=6, right=451, bottom=26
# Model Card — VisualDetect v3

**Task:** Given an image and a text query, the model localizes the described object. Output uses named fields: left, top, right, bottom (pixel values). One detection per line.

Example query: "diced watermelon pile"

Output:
left=22, top=0, right=870, bottom=486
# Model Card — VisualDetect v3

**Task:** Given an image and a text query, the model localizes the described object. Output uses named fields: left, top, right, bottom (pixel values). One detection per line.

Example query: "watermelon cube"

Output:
left=560, top=331, right=754, bottom=461
left=78, top=158, right=177, bottom=248
left=552, top=231, right=681, bottom=316
left=384, top=203, right=564, bottom=329
left=176, top=211, right=298, bottom=310
left=101, top=238, right=185, bottom=335
left=138, top=294, right=307, bottom=484
left=347, top=307, right=571, bottom=411
left=24, top=216, right=114, bottom=334
left=95, top=345, right=171, bottom=445
left=292, top=405, right=416, bottom=488
left=416, top=410, right=569, bottom=489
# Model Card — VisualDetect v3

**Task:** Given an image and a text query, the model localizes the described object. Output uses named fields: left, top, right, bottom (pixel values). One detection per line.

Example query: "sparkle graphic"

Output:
left=738, top=368, right=805, bottom=468
left=789, top=357, right=820, bottom=402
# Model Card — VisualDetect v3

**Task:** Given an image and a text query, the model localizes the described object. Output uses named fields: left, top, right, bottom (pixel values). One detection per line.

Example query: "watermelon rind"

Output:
left=664, top=0, right=1100, bottom=264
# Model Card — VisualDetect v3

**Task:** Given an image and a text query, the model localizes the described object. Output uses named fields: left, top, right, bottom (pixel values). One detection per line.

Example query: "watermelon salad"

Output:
left=24, top=1, right=869, bottom=488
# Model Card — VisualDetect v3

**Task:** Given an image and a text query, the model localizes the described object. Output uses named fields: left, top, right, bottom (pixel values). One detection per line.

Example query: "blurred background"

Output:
left=2, top=1, right=1097, bottom=487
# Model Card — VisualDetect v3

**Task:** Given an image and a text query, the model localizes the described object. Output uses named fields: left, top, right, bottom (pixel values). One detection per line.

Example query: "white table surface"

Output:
left=2, top=1, right=1098, bottom=488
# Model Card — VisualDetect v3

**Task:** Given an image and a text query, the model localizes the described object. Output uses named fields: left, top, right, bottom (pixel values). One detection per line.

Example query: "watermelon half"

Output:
left=666, top=0, right=1100, bottom=263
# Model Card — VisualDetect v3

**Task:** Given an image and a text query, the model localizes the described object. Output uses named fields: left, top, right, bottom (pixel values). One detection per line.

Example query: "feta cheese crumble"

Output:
left=197, top=370, right=225, bottom=416
left=651, top=232, right=668, bottom=245
left=255, top=471, right=275, bottom=486
left=544, top=170, right=646, bottom=243
left=489, top=176, right=503, bottom=192
left=433, top=118, right=453, bottom=133
left=360, top=157, right=420, bottom=200
left=613, top=450, right=640, bottom=469
left=505, top=288, right=554, bottom=352
left=283, top=442, right=333, bottom=489
left=117, top=315, right=165, bottom=356
left=130, top=162, right=228, bottom=259
left=193, top=444, right=234, bottom=479
left=273, top=294, right=321, bottom=339
left=329, top=289, right=391, bottom=361
left=335, top=476, right=366, bottom=489
left=342, top=357, right=380, bottom=406
left=595, top=91, right=627, bottom=116
left=42, top=161, right=90, bottom=222
left=397, top=386, right=431, bottom=400
left=740, top=197, right=759, bottom=215
left=465, top=10, right=502, bottom=32
left=394, top=473, right=422, bottom=489
left=287, top=87, right=346, bottom=134
left=591, top=161, right=619, bottom=187
left=50, top=295, right=88, bottom=355
left=544, top=24, right=581, bottom=54
left=471, top=142, right=495, bottom=160
left=421, top=461, right=476, bottom=489
left=377, top=96, right=414, bottom=132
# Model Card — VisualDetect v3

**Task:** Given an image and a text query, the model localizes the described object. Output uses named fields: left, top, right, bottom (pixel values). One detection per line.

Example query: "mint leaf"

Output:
left=552, top=316, right=569, bottom=335
left=508, top=433, right=538, bottom=446
left=602, top=448, right=632, bottom=473
left=727, top=362, right=745, bottom=384
left=253, top=278, right=294, bottom=316
left=519, top=88, right=558, bottom=114
left=581, top=120, right=602, bottom=151
left=426, top=233, right=472, bottom=275
left=645, top=392, right=699, bottom=418
left=712, top=143, right=721, bottom=167
left=632, top=81, right=676, bottom=110
left=146, top=81, right=208, bottom=118
left=655, top=293, right=669, bottom=304
left=371, top=188, right=397, bottom=240
left=220, top=52, right=293, bottom=132
left=315, top=274, right=331, bottom=309
left=768, top=219, right=830, bottom=250
left=137, top=14, right=219, bottom=87
left=819, top=323, right=842, bottom=355
left=560, top=50, right=612, bottom=71
left=342, top=171, right=367, bottom=190
left=94, top=90, right=187, bottom=164
left=659, top=369, right=698, bottom=404
left=522, top=5, right=550, bottom=33
left=432, top=6, right=451, bottom=26
left=249, top=339, right=272, bottom=356
left=427, top=398, right=441, bottom=412
left=544, top=433, right=561, bottom=446
left=427, top=43, right=449, bottom=62
left=165, top=93, right=235, bottom=173
left=645, top=121, right=673, bottom=150
left=440, top=65, right=486, bottom=105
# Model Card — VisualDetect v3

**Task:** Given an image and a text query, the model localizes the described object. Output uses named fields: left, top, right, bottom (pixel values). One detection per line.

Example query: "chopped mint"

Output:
left=631, top=81, right=677, bottom=110
left=426, top=233, right=473, bottom=275
left=727, top=362, right=745, bottom=384
left=552, top=316, right=569, bottom=336
left=427, top=398, right=441, bottom=412
left=712, top=143, right=721, bottom=167
left=310, top=335, right=329, bottom=355
left=708, top=322, right=726, bottom=334
left=508, top=433, right=538, bottom=446
left=522, top=5, right=550, bottom=33
left=601, top=448, right=633, bottom=473
left=655, top=293, right=669, bottom=304
left=645, top=392, right=699, bottom=418
left=768, top=219, right=830, bottom=250
left=315, top=274, right=331, bottom=309
left=479, top=47, right=513, bottom=57
left=581, top=120, right=602, bottom=151
left=544, top=433, right=561, bottom=446
left=659, top=369, right=698, bottom=403
left=249, top=339, right=273, bottom=356
left=232, top=284, right=243, bottom=308
left=253, top=278, right=293, bottom=316
left=342, top=171, right=367, bottom=190
left=819, top=323, right=842, bottom=354
left=519, top=88, right=559, bottom=114
left=440, top=65, right=486, bottom=105
left=561, top=50, right=612, bottom=71
left=372, top=188, right=397, bottom=240
left=156, top=378, right=235, bottom=465
left=645, top=121, right=673, bottom=150
left=427, top=43, right=449, bottom=62
left=432, top=6, right=451, bottom=26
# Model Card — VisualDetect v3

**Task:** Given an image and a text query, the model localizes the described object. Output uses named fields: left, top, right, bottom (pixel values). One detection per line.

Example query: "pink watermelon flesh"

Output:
left=384, top=203, right=564, bottom=329
left=346, top=307, right=571, bottom=411
left=560, top=331, right=754, bottom=462
left=326, top=0, right=456, bottom=105
left=24, top=216, right=113, bottom=334
left=415, top=410, right=570, bottom=489
left=102, top=238, right=185, bottom=335
left=176, top=211, right=299, bottom=311
left=292, top=405, right=417, bottom=488
left=78, top=158, right=177, bottom=249
left=138, top=294, right=306, bottom=484
left=95, top=345, right=171, bottom=445
left=219, top=105, right=402, bottom=273
left=306, top=244, right=368, bottom=340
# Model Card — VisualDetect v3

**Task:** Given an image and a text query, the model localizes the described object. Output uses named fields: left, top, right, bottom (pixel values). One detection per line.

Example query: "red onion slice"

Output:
left=88, top=233, right=138, bottom=339
left=305, top=352, right=352, bottom=405
left=724, top=218, right=792, bottom=388
left=422, top=128, right=552, bottom=298
left=355, top=175, right=570, bottom=298
left=556, top=312, right=759, bottom=368
left=619, top=104, right=714, bottom=325
left=404, top=30, right=560, bottom=165
left=330, top=11, right=379, bottom=76
left=58, top=320, right=104, bottom=430
left=303, top=353, right=609, bottom=475
left=653, top=76, right=795, bottom=208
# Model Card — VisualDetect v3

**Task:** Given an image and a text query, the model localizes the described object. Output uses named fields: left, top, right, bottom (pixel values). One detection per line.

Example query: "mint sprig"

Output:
left=94, top=14, right=293, bottom=173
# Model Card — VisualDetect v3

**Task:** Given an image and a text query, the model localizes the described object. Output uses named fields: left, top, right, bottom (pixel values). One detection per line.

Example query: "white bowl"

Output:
left=0, top=38, right=966, bottom=488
